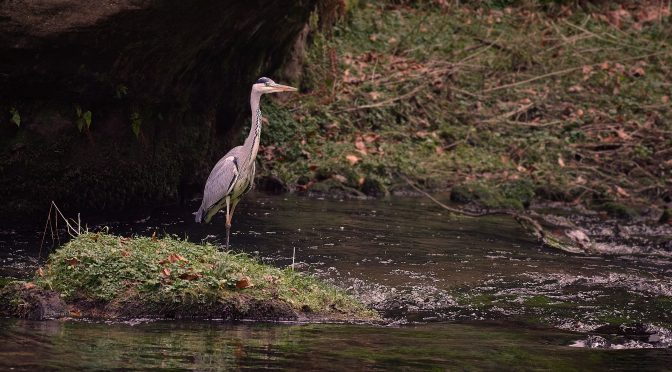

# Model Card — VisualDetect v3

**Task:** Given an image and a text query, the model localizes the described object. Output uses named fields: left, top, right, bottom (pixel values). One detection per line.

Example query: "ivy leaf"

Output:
left=9, top=107, right=20, bottom=127
left=131, top=112, right=142, bottom=138
left=83, top=111, right=92, bottom=128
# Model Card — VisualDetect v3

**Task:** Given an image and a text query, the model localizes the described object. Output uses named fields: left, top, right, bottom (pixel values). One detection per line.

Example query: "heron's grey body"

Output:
left=195, top=77, right=296, bottom=248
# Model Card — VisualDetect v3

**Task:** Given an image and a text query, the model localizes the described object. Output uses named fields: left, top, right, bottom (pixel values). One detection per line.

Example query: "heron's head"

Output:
left=253, top=77, right=297, bottom=94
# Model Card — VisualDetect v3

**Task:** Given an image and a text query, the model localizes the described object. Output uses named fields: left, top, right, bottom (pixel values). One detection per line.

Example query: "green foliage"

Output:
left=130, top=112, right=142, bottom=137
left=114, top=84, right=128, bottom=99
left=8, top=107, right=20, bottom=127
left=74, top=105, right=92, bottom=132
left=35, top=233, right=374, bottom=317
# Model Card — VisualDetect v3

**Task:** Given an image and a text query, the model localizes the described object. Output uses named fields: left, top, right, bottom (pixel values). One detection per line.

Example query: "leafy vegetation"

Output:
left=32, top=232, right=375, bottom=320
left=259, top=0, right=671, bottom=215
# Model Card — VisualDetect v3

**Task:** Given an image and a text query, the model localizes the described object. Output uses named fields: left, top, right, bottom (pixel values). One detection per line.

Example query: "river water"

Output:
left=1, top=194, right=671, bottom=369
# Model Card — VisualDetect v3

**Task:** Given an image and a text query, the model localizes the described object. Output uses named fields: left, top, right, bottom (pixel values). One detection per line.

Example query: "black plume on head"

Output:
left=256, top=77, right=274, bottom=84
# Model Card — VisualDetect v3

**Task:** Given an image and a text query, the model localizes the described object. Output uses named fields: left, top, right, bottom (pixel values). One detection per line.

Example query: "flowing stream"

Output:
left=1, top=194, right=671, bottom=369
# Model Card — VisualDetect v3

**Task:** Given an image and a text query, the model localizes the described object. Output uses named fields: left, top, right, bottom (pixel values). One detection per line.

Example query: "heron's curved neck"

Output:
left=242, top=90, right=263, bottom=169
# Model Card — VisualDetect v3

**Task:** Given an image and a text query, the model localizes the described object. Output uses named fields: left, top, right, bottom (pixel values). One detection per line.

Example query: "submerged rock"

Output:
left=0, top=282, right=68, bottom=320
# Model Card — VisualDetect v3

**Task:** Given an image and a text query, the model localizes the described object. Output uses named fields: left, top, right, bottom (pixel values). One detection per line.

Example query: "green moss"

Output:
left=34, top=233, right=376, bottom=320
left=450, top=181, right=530, bottom=210
left=597, top=202, right=638, bottom=220
left=0, top=278, right=14, bottom=289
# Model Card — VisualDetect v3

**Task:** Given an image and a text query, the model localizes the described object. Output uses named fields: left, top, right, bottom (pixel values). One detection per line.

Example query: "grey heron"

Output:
left=195, top=77, right=297, bottom=248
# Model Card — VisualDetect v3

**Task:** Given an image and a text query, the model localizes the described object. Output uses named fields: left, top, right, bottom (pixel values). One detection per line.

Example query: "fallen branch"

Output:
left=400, top=175, right=589, bottom=254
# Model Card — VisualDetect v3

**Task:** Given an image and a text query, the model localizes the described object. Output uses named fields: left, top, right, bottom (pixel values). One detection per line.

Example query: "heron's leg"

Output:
left=225, top=196, right=231, bottom=249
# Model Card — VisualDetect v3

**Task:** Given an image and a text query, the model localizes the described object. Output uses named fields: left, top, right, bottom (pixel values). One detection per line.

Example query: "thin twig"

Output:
left=480, top=51, right=670, bottom=94
left=340, top=85, right=425, bottom=112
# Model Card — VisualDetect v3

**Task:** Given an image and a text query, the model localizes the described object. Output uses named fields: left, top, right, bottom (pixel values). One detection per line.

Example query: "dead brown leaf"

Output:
left=355, top=138, right=367, bottom=155
left=332, top=174, right=347, bottom=183
left=167, top=253, right=188, bottom=264
left=346, top=154, right=360, bottom=165
left=179, top=272, right=201, bottom=281
left=236, top=276, right=254, bottom=289
left=615, top=186, right=630, bottom=198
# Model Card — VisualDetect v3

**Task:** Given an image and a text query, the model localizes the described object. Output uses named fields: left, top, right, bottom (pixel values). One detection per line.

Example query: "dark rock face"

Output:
left=0, top=283, right=68, bottom=320
left=0, top=0, right=317, bottom=221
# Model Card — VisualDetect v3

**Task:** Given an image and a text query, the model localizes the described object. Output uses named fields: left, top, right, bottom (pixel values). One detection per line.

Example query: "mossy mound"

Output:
left=1, top=233, right=376, bottom=322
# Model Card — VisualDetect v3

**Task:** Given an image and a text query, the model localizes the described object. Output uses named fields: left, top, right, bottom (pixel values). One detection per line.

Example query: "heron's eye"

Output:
left=264, top=82, right=271, bottom=87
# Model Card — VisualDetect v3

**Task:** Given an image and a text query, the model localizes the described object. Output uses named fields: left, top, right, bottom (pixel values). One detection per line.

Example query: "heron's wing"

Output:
left=199, top=154, right=241, bottom=215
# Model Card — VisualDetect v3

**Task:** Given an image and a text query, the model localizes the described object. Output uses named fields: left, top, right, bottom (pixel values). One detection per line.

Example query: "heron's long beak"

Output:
left=271, top=83, right=298, bottom=92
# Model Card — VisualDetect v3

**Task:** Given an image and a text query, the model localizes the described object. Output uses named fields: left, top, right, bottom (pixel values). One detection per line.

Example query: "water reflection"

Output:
left=1, top=319, right=671, bottom=371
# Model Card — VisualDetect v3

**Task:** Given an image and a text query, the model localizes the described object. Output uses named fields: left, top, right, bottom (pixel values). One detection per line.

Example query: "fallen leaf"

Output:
left=355, top=138, right=367, bottom=155
left=558, top=157, right=565, bottom=167
left=37, top=267, right=44, bottom=277
left=358, top=177, right=365, bottom=187
left=615, top=128, right=631, bottom=140
left=24, top=282, right=36, bottom=290
left=332, top=174, right=347, bottom=183
left=121, top=250, right=131, bottom=257
left=368, top=91, right=381, bottom=100
left=363, top=133, right=379, bottom=143
left=387, top=37, right=398, bottom=44
left=69, top=309, right=82, bottom=317
left=66, top=257, right=80, bottom=266
left=615, top=186, right=630, bottom=198
left=346, top=154, right=360, bottom=165
left=151, top=231, right=157, bottom=242
left=162, top=268, right=171, bottom=278
left=168, top=253, right=188, bottom=263
left=516, top=165, right=527, bottom=173
left=661, top=95, right=669, bottom=104
left=435, top=146, right=445, bottom=155
left=236, top=276, right=254, bottom=289
left=568, top=85, right=583, bottom=93
left=629, top=66, right=645, bottom=77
